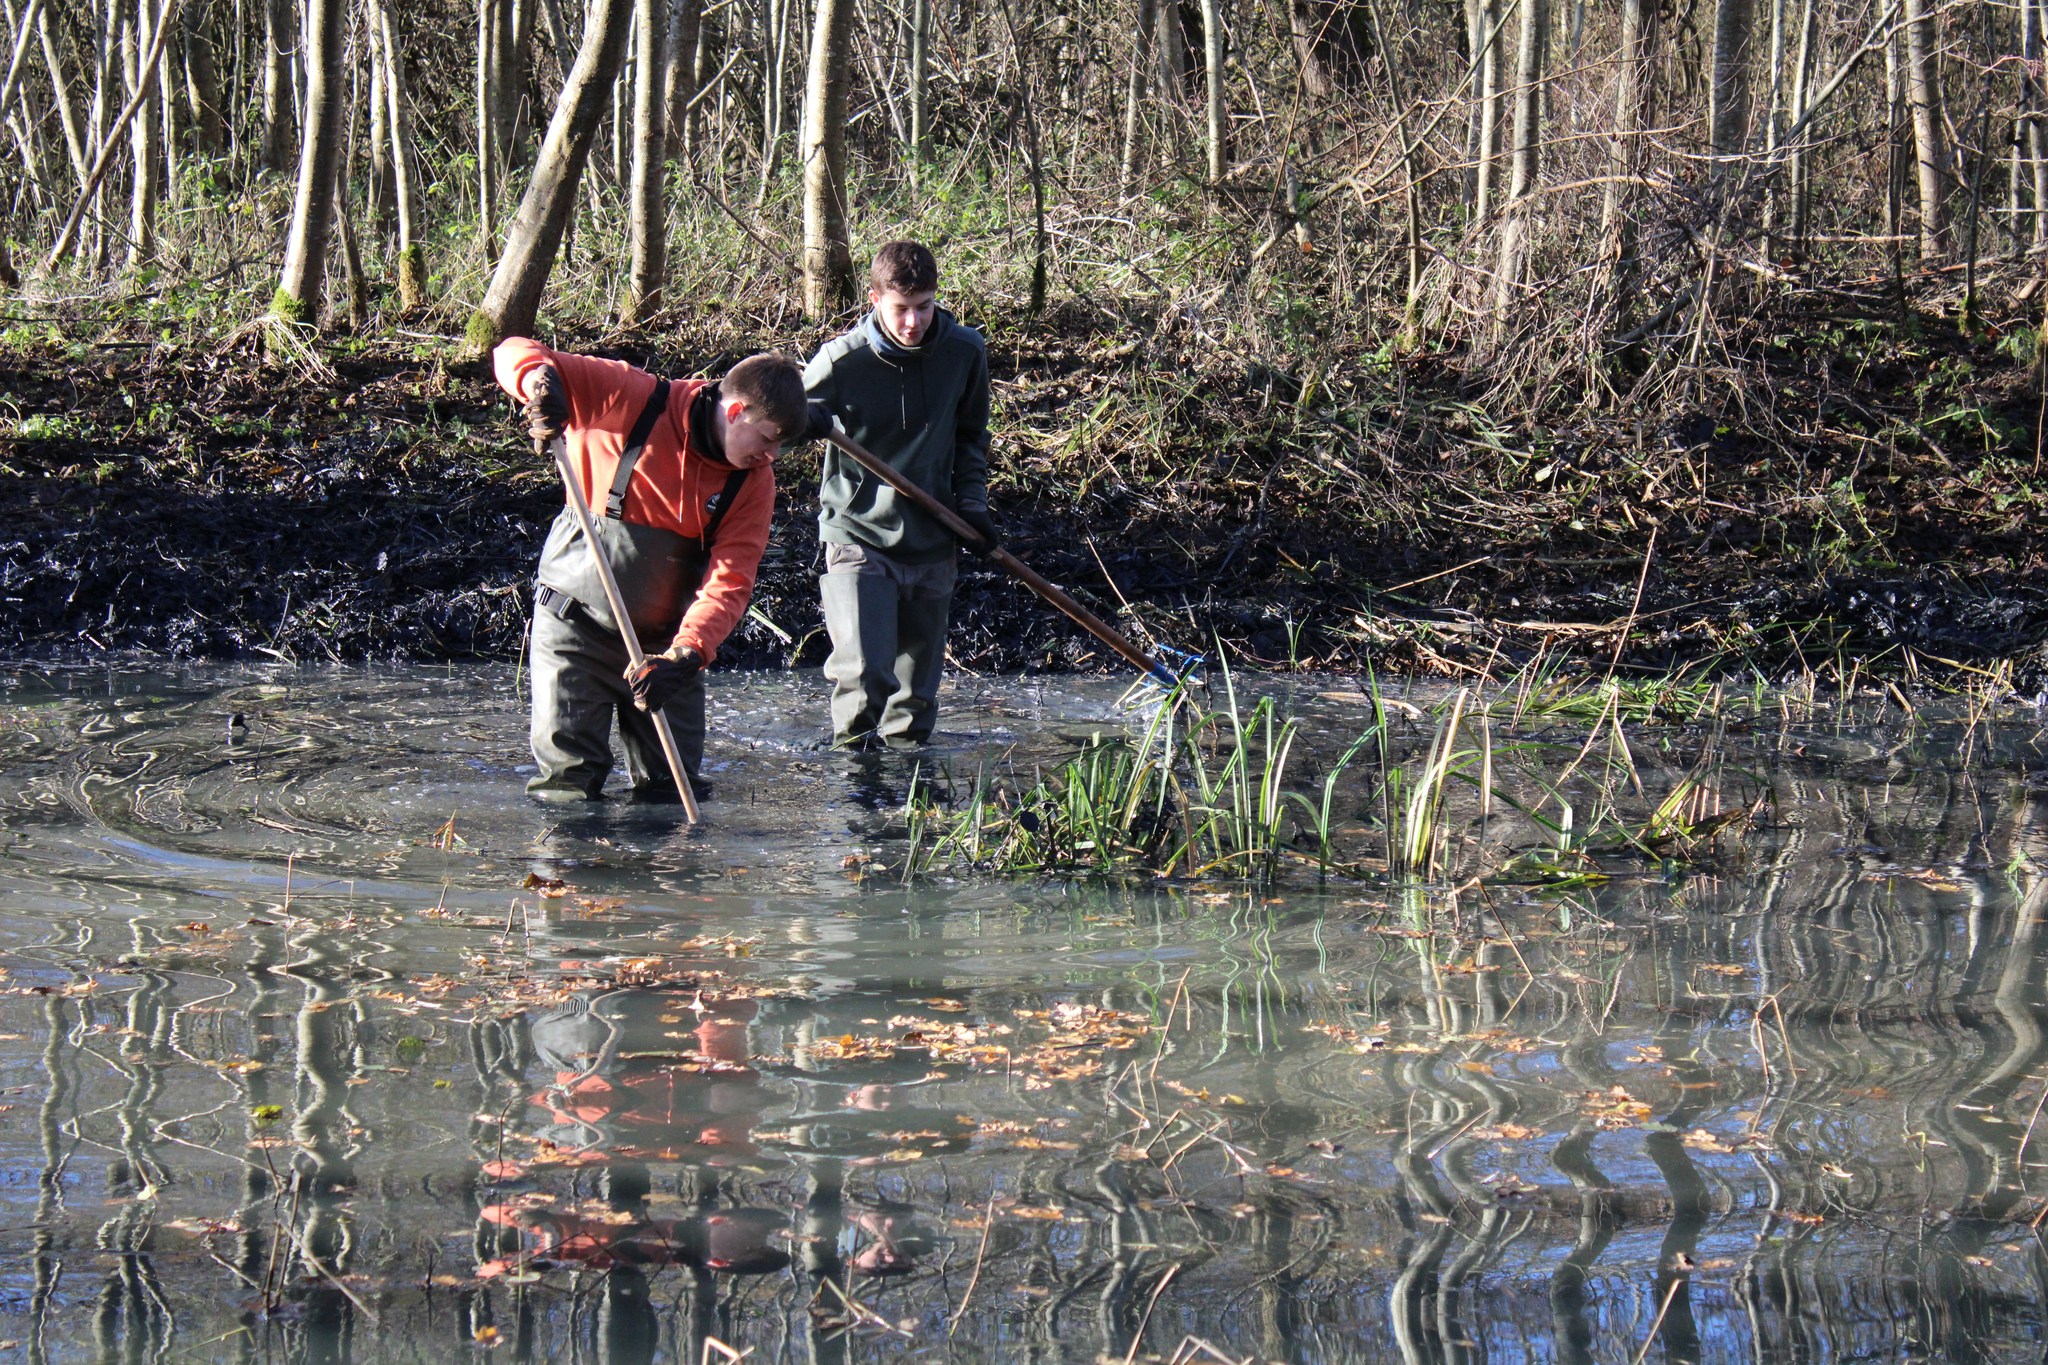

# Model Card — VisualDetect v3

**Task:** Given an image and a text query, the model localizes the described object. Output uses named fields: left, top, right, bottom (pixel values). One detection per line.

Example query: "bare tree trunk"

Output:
left=334, top=141, right=367, bottom=327
left=1762, top=0, right=1785, bottom=233
left=477, top=0, right=501, bottom=261
left=0, top=0, right=45, bottom=119
left=2023, top=0, right=2048, bottom=246
left=1885, top=22, right=1905, bottom=246
left=366, top=5, right=390, bottom=230
left=158, top=7, right=180, bottom=192
left=1493, top=0, right=1546, bottom=321
left=1120, top=0, right=1154, bottom=194
left=493, top=0, right=526, bottom=167
left=125, top=0, right=162, bottom=264
left=907, top=0, right=928, bottom=174
left=257, top=0, right=290, bottom=171
left=623, top=0, right=669, bottom=325
left=1601, top=0, right=1647, bottom=317
left=374, top=0, right=424, bottom=309
left=1362, top=0, right=1421, bottom=342
left=756, top=0, right=794, bottom=196
left=801, top=0, right=854, bottom=316
left=1198, top=0, right=1227, bottom=181
left=1155, top=0, right=1185, bottom=171
left=272, top=0, right=342, bottom=322
left=45, top=0, right=184, bottom=267
left=464, top=0, right=634, bottom=355
left=662, top=0, right=700, bottom=158
left=1708, top=0, right=1753, bottom=169
left=1785, top=0, right=1816, bottom=248
left=179, top=0, right=220, bottom=154
left=1901, top=0, right=1949, bottom=257
left=1474, top=0, right=1502, bottom=223
left=39, top=3, right=89, bottom=180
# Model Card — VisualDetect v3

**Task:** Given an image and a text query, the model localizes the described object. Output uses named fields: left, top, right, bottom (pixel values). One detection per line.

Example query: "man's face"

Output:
left=720, top=400, right=786, bottom=468
left=871, top=287, right=937, bottom=347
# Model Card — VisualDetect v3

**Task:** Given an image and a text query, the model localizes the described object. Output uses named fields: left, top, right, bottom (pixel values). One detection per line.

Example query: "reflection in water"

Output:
left=11, top=666, right=2048, bottom=1359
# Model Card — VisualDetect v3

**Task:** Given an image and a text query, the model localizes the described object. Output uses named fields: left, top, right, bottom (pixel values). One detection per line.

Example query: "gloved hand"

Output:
left=626, top=646, right=703, bottom=712
left=804, top=401, right=837, bottom=442
left=523, top=364, right=570, bottom=444
left=954, top=503, right=999, bottom=552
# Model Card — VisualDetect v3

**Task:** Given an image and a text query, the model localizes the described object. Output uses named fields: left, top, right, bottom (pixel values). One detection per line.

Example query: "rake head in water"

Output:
left=1120, top=646, right=1207, bottom=709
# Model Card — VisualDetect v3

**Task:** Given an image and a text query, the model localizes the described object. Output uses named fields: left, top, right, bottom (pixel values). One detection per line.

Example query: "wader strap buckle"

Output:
left=605, top=379, right=671, bottom=520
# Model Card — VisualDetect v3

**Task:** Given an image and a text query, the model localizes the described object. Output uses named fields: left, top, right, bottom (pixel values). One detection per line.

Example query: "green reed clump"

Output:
left=904, top=667, right=1755, bottom=888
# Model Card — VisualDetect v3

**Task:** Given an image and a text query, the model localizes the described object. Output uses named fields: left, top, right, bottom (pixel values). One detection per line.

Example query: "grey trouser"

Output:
left=528, top=596, right=704, bottom=799
left=819, top=540, right=957, bottom=746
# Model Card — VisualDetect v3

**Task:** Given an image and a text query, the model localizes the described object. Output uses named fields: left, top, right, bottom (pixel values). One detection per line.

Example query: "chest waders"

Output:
left=526, top=381, right=750, bottom=802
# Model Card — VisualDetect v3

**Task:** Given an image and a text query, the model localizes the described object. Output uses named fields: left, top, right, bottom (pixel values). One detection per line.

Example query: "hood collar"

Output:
left=689, top=381, right=732, bottom=467
left=862, top=307, right=952, bottom=361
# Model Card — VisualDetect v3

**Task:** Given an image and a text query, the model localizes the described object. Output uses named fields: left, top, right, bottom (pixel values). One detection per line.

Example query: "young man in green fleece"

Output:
left=804, top=240, right=996, bottom=749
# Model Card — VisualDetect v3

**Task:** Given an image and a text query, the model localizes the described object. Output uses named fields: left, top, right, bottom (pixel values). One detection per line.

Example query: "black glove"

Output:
left=626, top=647, right=703, bottom=712
left=955, top=503, right=999, bottom=552
left=804, top=401, right=837, bottom=442
left=523, top=364, right=569, bottom=444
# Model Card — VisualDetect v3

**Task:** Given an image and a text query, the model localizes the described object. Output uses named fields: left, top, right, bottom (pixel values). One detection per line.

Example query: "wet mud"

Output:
left=5, top=322, right=2045, bottom=686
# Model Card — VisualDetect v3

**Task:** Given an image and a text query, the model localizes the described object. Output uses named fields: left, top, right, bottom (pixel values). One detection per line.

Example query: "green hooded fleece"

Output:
left=804, top=307, right=991, bottom=564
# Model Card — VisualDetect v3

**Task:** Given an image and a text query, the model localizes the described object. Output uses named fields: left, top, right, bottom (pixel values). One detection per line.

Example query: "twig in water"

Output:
left=1630, top=1276, right=1687, bottom=1365
left=1121, top=1263, right=1184, bottom=1365
left=1165, top=1337, right=1253, bottom=1365
left=947, top=1193, right=999, bottom=1335
left=2018, top=1079, right=2048, bottom=1171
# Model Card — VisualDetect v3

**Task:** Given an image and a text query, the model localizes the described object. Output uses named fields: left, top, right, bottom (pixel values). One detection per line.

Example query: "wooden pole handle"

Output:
left=821, top=429, right=1178, bottom=686
left=546, top=436, right=701, bottom=824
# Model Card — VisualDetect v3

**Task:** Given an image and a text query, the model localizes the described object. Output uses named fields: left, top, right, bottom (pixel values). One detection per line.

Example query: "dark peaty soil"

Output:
left=4, top=315, right=2048, bottom=690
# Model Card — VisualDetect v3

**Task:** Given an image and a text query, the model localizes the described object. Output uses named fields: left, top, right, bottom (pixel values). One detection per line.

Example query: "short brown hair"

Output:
left=870, top=240, right=938, bottom=295
left=722, top=353, right=808, bottom=439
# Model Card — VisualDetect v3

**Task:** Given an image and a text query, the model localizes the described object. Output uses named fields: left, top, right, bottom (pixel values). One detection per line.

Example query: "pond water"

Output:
left=1, top=662, right=2046, bottom=1363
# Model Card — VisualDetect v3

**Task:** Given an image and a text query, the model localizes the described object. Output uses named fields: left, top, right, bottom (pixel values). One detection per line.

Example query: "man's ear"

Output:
left=723, top=397, right=749, bottom=423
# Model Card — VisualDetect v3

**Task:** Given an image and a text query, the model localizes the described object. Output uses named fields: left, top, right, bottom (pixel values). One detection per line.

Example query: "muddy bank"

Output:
left=3, top=317, right=2045, bottom=689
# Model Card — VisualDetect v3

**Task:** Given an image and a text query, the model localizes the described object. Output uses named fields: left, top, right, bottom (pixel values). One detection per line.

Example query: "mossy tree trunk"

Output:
left=271, top=0, right=343, bottom=323
left=375, top=0, right=426, bottom=310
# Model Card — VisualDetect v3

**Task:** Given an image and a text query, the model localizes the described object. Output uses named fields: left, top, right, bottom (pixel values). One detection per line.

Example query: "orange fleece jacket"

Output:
left=495, top=337, right=776, bottom=664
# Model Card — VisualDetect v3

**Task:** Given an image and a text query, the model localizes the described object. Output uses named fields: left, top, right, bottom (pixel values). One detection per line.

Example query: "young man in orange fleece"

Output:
left=495, top=339, right=808, bottom=802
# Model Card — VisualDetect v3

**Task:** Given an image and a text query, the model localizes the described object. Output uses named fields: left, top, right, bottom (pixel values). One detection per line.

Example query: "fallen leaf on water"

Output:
left=1475, top=1123, right=1542, bottom=1141
left=1005, top=1205, right=1063, bottom=1221
left=473, top=1325, right=502, bottom=1345
left=479, top=1160, right=527, bottom=1181
left=521, top=874, right=569, bottom=898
